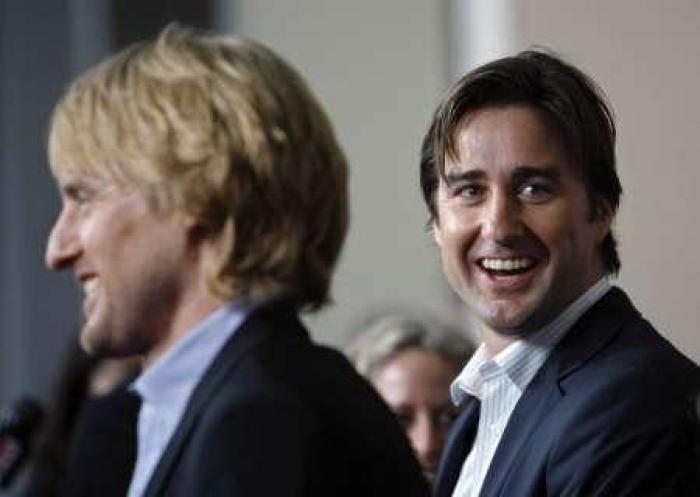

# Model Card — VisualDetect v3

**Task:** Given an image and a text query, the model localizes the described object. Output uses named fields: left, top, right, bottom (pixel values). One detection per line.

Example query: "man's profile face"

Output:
left=45, top=174, right=193, bottom=359
left=433, top=105, right=610, bottom=343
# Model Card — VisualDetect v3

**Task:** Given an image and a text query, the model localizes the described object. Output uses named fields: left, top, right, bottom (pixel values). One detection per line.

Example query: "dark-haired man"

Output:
left=421, top=50, right=699, bottom=496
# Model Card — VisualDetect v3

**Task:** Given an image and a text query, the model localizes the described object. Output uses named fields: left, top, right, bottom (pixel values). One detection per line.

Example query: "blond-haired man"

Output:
left=45, top=25, right=428, bottom=497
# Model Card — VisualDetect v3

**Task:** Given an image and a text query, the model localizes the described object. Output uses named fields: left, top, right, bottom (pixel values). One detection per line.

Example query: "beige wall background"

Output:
left=513, top=0, right=700, bottom=362
left=227, top=0, right=700, bottom=363
left=229, top=0, right=455, bottom=348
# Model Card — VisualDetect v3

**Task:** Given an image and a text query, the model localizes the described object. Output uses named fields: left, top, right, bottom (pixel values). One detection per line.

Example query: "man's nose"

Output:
left=45, top=210, right=80, bottom=270
left=481, top=191, right=522, bottom=242
left=410, top=415, right=441, bottom=471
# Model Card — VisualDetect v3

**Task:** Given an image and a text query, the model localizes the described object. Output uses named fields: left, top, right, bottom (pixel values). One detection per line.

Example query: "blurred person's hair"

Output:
left=48, top=24, right=348, bottom=311
left=346, top=309, right=475, bottom=378
left=420, top=49, right=622, bottom=274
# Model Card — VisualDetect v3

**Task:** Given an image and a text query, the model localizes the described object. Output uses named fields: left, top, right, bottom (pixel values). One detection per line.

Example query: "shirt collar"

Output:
left=451, top=278, right=611, bottom=405
left=133, top=300, right=254, bottom=406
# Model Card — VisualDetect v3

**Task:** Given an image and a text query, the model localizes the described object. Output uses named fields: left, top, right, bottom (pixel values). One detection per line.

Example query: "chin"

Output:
left=80, top=332, right=108, bottom=357
left=80, top=332, right=103, bottom=357
left=475, top=297, right=536, bottom=332
left=80, top=317, right=119, bottom=358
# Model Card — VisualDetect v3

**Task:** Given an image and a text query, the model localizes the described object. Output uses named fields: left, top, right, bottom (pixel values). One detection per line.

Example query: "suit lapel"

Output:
left=478, top=356, right=563, bottom=497
left=142, top=301, right=301, bottom=497
left=479, top=287, right=636, bottom=497
left=434, top=397, right=480, bottom=497
left=554, top=287, right=636, bottom=382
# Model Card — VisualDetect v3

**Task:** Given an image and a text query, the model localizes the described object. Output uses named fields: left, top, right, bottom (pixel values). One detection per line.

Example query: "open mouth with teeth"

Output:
left=478, top=257, right=536, bottom=276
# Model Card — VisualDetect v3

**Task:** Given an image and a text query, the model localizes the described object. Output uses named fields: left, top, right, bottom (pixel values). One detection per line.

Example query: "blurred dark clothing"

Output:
left=22, top=383, right=139, bottom=497
left=59, top=385, right=140, bottom=497
left=19, top=347, right=97, bottom=497
left=18, top=342, right=140, bottom=497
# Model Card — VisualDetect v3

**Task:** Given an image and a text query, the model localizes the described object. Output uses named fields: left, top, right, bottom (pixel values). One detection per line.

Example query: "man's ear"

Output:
left=432, top=220, right=443, bottom=247
left=592, top=200, right=614, bottom=243
left=182, top=214, right=214, bottom=247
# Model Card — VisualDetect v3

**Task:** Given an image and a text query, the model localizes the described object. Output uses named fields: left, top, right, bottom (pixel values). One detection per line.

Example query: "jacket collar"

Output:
left=436, top=286, right=638, bottom=497
left=434, top=396, right=481, bottom=497
left=478, top=286, right=637, bottom=496
left=142, top=300, right=304, bottom=497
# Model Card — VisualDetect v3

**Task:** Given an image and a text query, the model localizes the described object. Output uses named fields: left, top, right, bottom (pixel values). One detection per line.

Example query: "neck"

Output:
left=143, top=289, right=222, bottom=369
left=479, top=275, right=609, bottom=357
left=480, top=327, right=518, bottom=357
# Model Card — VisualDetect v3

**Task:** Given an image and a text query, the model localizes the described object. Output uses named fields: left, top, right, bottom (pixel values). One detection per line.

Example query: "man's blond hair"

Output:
left=48, top=24, right=348, bottom=310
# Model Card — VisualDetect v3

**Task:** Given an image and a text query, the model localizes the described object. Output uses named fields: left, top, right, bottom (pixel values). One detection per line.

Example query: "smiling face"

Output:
left=433, top=106, right=610, bottom=352
left=45, top=175, right=209, bottom=363
left=370, top=349, right=459, bottom=479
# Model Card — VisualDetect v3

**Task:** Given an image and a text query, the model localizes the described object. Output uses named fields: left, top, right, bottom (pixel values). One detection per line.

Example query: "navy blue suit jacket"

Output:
left=141, top=300, right=429, bottom=497
left=435, top=287, right=699, bottom=497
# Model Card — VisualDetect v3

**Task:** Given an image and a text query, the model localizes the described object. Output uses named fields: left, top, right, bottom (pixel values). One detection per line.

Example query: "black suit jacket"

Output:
left=435, top=287, right=700, bottom=497
left=142, top=301, right=429, bottom=496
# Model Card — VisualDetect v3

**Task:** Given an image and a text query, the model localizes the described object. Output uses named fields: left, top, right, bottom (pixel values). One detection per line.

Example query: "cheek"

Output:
left=436, top=210, right=479, bottom=254
left=82, top=209, right=131, bottom=250
left=523, top=206, right=574, bottom=251
left=435, top=191, right=476, bottom=242
left=81, top=218, right=109, bottom=253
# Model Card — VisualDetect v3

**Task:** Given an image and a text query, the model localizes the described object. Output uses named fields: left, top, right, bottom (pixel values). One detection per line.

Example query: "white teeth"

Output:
left=481, top=258, right=533, bottom=271
left=82, top=278, right=99, bottom=295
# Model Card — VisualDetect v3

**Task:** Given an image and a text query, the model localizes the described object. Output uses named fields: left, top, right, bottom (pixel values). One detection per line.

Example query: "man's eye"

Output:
left=74, top=189, right=93, bottom=203
left=64, top=185, right=95, bottom=204
left=519, top=183, right=553, bottom=201
left=393, top=411, right=414, bottom=428
left=455, top=184, right=484, bottom=201
left=435, top=408, right=459, bottom=427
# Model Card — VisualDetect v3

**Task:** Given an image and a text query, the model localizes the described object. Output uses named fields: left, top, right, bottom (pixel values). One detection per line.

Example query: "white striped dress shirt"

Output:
left=450, top=278, right=611, bottom=497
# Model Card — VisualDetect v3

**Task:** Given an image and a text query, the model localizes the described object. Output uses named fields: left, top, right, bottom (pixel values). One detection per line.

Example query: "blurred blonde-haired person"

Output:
left=44, top=24, right=428, bottom=497
left=347, top=310, right=474, bottom=481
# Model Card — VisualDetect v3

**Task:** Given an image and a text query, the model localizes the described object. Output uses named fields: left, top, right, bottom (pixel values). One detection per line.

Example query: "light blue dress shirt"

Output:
left=126, top=301, right=253, bottom=497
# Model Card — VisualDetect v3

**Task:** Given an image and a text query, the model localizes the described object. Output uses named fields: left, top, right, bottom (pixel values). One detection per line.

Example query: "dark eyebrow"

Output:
left=511, top=165, right=561, bottom=183
left=443, top=165, right=561, bottom=186
left=61, top=178, right=92, bottom=190
left=443, top=169, right=485, bottom=186
left=60, top=178, right=109, bottom=200
left=60, top=181, right=85, bottom=196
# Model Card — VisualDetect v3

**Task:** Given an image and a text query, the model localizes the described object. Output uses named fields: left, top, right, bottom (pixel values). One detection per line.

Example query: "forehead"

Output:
left=49, top=124, right=121, bottom=186
left=372, top=349, right=456, bottom=400
left=50, top=161, right=128, bottom=199
left=445, top=105, right=573, bottom=176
